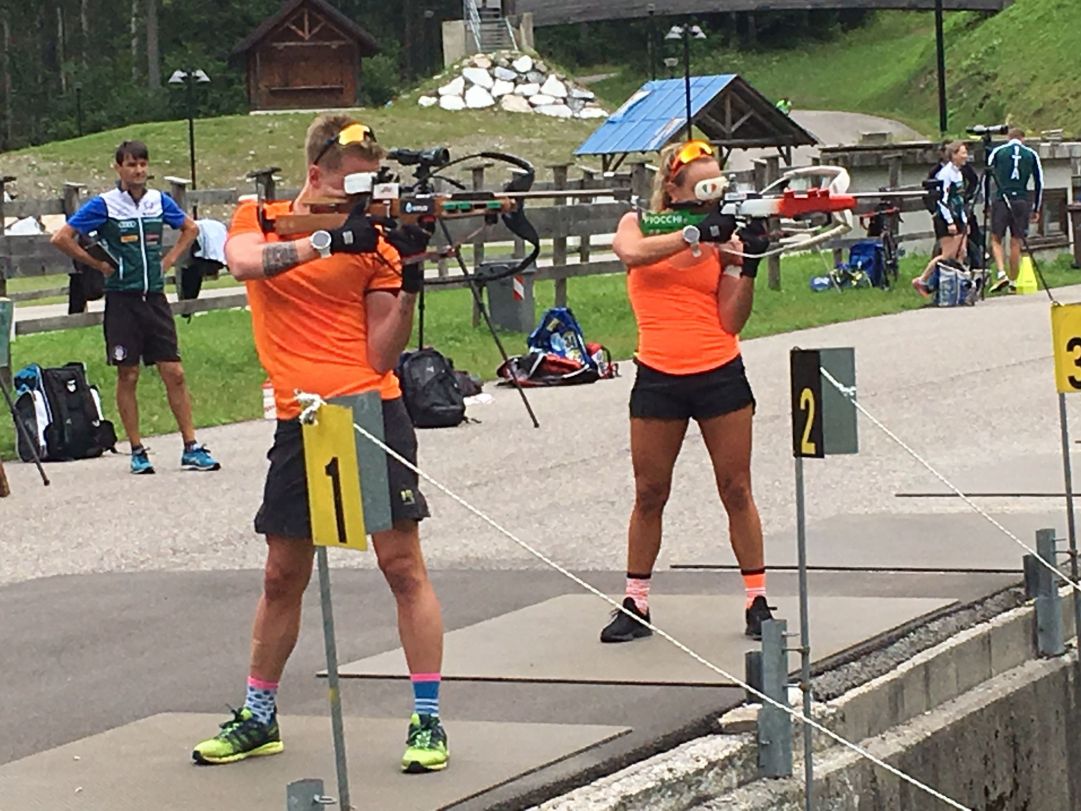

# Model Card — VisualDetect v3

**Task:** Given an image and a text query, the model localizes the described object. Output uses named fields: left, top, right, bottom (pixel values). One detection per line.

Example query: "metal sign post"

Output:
left=300, top=391, right=393, bottom=811
left=789, top=347, right=858, bottom=810
left=1048, top=304, right=1081, bottom=659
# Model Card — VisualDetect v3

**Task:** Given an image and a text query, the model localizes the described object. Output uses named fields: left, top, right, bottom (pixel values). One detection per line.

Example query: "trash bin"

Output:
left=476, top=260, right=536, bottom=334
left=1069, top=203, right=1081, bottom=269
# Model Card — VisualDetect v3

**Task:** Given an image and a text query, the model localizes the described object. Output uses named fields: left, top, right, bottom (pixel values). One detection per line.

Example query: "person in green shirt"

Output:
left=50, top=140, right=221, bottom=474
left=985, top=128, right=1043, bottom=293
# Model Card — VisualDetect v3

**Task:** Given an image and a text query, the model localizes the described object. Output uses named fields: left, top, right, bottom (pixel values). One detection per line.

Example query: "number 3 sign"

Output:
left=1051, top=303, right=1081, bottom=394
left=302, top=402, right=369, bottom=551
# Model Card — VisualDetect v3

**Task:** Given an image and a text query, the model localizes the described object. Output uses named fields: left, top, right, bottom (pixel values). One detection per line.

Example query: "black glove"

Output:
left=736, top=221, right=770, bottom=278
left=386, top=223, right=433, bottom=260
left=386, top=224, right=433, bottom=294
left=697, top=210, right=738, bottom=243
left=328, top=200, right=381, bottom=254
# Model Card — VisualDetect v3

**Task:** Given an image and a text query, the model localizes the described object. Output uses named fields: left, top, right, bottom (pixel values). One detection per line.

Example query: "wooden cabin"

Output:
left=232, top=0, right=380, bottom=111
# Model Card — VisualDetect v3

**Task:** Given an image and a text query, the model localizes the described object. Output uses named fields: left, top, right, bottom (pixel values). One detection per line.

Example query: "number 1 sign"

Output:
left=303, top=402, right=369, bottom=550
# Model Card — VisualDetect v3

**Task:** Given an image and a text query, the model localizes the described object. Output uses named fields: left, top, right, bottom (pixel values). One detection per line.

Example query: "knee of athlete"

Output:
left=263, top=561, right=309, bottom=604
left=117, top=366, right=139, bottom=386
left=719, top=476, right=754, bottom=513
left=379, top=554, right=425, bottom=599
left=160, top=364, right=186, bottom=388
left=634, top=479, right=671, bottom=517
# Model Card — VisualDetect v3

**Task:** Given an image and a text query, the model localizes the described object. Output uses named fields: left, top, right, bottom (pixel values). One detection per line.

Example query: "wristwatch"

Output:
left=309, top=229, right=332, bottom=259
left=682, top=224, right=702, bottom=256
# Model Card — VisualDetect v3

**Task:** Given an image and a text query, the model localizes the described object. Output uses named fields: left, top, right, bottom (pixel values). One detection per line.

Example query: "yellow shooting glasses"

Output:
left=668, top=139, right=716, bottom=176
left=314, top=122, right=378, bottom=167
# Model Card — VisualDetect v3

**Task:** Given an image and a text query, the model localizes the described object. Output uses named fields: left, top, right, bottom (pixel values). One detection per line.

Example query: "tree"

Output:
left=147, top=0, right=160, bottom=89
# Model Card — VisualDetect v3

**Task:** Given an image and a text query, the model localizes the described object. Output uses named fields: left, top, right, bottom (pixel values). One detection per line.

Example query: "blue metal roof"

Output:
left=575, top=75, right=737, bottom=156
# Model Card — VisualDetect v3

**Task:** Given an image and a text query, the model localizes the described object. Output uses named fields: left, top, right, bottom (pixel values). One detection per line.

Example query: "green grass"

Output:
left=0, top=105, right=598, bottom=200
left=5, top=250, right=1078, bottom=459
left=591, top=2, right=1081, bottom=139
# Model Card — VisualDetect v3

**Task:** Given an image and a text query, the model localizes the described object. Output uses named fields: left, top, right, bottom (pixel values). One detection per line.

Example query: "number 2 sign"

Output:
left=790, top=349, right=825, bottom=459
left=1051, top=303, right=1081, bottom=394
left=302, top=402, right=369, bottom=551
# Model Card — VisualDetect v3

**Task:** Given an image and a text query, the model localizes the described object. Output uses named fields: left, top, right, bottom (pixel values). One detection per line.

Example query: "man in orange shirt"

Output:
left=192, top=114, right=449, bottom=773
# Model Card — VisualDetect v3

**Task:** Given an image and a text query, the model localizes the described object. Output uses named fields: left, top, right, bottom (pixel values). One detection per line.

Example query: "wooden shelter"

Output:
left=231, top=0, right=380, bottom=111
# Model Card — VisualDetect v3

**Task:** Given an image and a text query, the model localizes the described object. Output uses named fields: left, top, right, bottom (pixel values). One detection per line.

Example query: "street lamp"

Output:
left=663, top=57, right=679, bottom=80
left=666, top=23, right=707, bottom=141
left=168, top=68, right=211, bottom=214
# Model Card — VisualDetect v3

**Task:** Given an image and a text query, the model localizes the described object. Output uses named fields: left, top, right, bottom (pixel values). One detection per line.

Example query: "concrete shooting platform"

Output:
left=334, top=593, right=953, bottom=686
left=672, top=510, right=1063, bottom=572
left=0, top=713, right=627, bottom=811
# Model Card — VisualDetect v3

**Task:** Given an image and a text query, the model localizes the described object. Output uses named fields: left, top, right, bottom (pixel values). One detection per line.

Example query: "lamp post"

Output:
left=168, top=68, right=211, bottom=215
left=647, top=4, right=657, bottom=82
left=934, top=0, right=948, bottom=134
left=424, top=9, right=437, bottom=76
left=665, top=22, right=707, bottom=141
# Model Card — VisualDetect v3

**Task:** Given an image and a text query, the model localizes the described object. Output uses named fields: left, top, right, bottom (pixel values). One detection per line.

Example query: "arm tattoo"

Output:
left=261, top=242, right=301, bottom=277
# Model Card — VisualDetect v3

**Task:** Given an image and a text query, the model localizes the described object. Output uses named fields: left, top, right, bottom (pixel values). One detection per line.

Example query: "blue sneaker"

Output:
left=181, top=443, right=221, bottom=472
left=131, top=447, right=155, bottom=475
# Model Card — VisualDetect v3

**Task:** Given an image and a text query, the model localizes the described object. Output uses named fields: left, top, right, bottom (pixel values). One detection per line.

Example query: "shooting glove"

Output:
left=736, top=221, right=770, bottom=278
left=386, top=224, right=434, bottom=294
left=328, top=200, right=382, bottom=254
left=697, top=210, right=738, bottom=243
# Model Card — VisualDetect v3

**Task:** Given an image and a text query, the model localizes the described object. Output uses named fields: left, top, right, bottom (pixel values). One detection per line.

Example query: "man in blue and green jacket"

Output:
left=51, top=140, right=220, bottom=474
left=985, top=127, right=1043, bottom=293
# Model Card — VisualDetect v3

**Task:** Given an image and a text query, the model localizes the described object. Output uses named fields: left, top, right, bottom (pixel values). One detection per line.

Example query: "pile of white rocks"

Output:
left=417, top=53, right=608, bottom=120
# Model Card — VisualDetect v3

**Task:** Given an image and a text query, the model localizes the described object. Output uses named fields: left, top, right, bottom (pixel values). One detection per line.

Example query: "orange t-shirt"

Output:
left=626, top=243, right=740, bottom=375
left=229, top=199, right=403, bottom=419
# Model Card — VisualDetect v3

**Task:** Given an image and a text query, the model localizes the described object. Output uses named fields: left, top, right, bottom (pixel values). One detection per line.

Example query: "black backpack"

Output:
left=13, top=362, right=118, bottom=461
left=395, top=348, right=466, bottom=429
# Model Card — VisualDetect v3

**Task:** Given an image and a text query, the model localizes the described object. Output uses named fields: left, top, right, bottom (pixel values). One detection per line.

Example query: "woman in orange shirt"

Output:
left=601, top=140, right=774, bottom=643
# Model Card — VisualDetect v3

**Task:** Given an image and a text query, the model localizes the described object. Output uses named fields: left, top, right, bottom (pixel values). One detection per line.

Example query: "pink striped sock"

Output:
left=626, top=574, right=651, bottom=614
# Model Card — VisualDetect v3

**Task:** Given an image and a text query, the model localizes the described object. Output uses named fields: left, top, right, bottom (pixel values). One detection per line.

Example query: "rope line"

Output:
left=295, top=392, right=972, bottom=811
left=818, top=367, right=1081, bottom=596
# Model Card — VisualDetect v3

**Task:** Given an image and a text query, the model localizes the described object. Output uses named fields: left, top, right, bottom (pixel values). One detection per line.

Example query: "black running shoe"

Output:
left=745, top=595, right=776, bottom=640
left=600, top=597, right=652, bottom=643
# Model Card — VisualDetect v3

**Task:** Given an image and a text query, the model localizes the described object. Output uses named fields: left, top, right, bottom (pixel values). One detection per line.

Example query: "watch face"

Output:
left=311, top=230, right=332, bottom=251
left=683, top=225, right=700, bottom=242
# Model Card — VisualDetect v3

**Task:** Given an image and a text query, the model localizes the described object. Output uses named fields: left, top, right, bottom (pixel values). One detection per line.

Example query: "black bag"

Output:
left=13, top=362, right=117, bottom=461
left=395, top=348, right=466, bottom=429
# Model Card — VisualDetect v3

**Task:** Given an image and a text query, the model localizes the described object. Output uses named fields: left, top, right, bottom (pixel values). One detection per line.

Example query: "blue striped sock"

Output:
left=411, top=673, right=440, bottom=718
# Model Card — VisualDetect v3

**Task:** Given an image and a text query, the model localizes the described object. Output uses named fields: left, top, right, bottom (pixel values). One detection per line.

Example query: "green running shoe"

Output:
left=402, top=713, right=449, bottom=773
left=192, top=707, right=283, bottom=765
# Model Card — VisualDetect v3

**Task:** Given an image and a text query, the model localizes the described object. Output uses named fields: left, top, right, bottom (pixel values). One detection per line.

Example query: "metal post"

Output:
left=1035, top=528, right=1065, bottom=657
left=1058, top=394, right=1081, bottom=657
left=682, top=29, right=693, bottom=141
left=934, top=0, right=947, bottom=135
left=316, top=547, right=351, bottom=811
left=186, top=73, right=199, bottom=219
left=75, top=84, right=83, bottom=136
left=794, top=456, right=814, bottom=809
left=757, top=618, right=793, bottom=778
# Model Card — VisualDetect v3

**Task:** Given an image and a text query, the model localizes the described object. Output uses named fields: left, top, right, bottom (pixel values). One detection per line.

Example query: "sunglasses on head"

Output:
left=668, top=139, right=716, bottom=176
left=313, top=122, right=378, bottom=167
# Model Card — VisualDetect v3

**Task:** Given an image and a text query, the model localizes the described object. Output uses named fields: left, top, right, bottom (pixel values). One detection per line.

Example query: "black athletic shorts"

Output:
left=103, top=291, right=180, bottom=366
left=254, top=397, right=430, bottom=539
left=991, top=197, right=1033, bottom=239
left=933, top=215, right=966, bottom=240
left=629, top=355, right=755, bottom=422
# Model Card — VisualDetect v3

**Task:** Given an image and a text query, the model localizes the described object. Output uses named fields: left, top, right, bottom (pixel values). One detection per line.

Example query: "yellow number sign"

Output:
left=1051, top=303, right=1081, bottom=394
left=302, top=403, right=368, bottom=551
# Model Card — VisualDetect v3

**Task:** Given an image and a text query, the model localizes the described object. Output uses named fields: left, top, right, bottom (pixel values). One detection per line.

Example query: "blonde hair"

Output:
left=944, top=140, right=967, bottom=162
left=649, top=143, right=720, bottom=211
left=305, top=113, right=384, bottom=169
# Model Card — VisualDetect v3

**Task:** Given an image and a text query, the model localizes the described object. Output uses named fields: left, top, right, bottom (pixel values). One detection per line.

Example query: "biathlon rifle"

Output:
left=251, top=151, right=622, bottom=281
left=639, top=166, right=928, bottom=258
